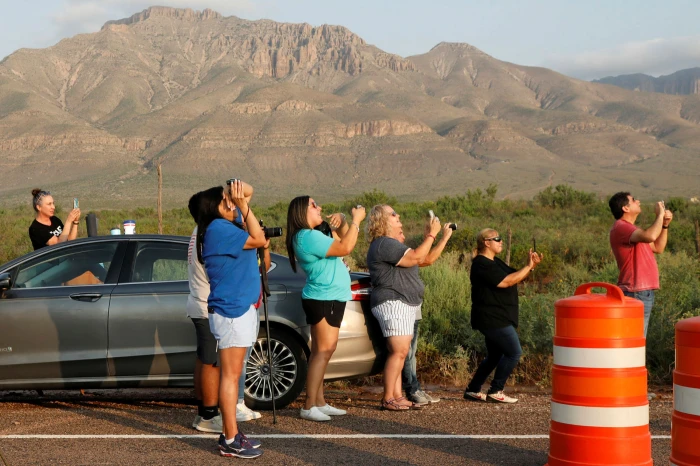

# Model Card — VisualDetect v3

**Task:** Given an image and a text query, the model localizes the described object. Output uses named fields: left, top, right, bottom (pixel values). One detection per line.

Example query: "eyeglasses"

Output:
left=308, top=201, right=319, bottom=209
left=485, top=236, right=502, bottom=243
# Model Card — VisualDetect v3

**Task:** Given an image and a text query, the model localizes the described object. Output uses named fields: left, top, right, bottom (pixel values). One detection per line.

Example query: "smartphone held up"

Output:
left=428, top=210, right=457, bottom=230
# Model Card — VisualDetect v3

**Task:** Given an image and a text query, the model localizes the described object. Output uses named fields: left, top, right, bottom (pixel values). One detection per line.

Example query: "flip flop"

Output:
left=380, top=398, right=409, bottom=411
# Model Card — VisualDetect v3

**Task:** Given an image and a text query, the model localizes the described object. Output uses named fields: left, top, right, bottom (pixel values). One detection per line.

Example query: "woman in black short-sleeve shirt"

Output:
left=463, top=228, right=541, bottom=404
left=28, top=188, right=80, bottom=250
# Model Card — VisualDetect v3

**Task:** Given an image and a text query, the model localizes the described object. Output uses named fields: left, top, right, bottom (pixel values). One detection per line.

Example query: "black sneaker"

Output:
left=218, top=433, right=263, bottom=458
left=218, top=433, right=261, bottom=449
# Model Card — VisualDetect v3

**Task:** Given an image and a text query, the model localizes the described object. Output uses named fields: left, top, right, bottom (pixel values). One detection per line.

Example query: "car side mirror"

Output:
left=0, top=272, right=11, bottom=291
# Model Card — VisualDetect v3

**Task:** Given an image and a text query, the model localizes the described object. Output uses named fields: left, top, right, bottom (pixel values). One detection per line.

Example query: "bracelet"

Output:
left=662, top=225, right=669, bottom=229
left=427, top=234, right=436, bottom=240
left=350, top=222, right=360, bottom=232
left=72, top=221, right=79, bottom=225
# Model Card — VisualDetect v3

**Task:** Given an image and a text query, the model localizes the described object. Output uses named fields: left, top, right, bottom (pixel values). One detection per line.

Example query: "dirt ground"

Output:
left=0, top=385, right=674, bottom=465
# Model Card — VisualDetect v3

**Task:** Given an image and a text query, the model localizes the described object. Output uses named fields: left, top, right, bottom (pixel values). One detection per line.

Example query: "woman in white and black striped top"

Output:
left=366, top=205, right=449, bottom=411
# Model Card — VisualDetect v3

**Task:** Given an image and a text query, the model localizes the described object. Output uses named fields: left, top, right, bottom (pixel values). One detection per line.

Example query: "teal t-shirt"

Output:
left=293, top=229, right=351, bottom=302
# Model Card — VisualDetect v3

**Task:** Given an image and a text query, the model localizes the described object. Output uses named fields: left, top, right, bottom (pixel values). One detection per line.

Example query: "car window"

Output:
left=14, top=243, right=118, bottom=288
left=132, top=242, right=188, bottom=283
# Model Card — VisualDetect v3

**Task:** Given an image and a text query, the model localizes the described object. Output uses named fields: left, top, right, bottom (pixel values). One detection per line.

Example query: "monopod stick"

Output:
left=258, top=247, right=277, bottom=424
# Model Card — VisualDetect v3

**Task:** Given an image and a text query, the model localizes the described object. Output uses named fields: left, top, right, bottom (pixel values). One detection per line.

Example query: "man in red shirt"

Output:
left=608, top=192, right=673, bottom=337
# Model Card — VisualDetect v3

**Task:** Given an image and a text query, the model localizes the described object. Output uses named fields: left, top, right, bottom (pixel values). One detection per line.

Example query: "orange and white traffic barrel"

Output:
left=547, top=282, right=651, bottom=466
left=671, top=316, right=700, bottom=466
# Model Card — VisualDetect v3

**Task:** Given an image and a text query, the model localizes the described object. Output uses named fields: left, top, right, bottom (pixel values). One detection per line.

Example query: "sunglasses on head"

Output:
left=485, top=236, right=502, bottom=243
left=33, top=190, right=51, bottom=204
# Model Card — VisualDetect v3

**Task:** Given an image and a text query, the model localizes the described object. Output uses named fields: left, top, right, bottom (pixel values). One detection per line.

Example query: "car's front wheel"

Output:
left=244, top=327, right=308, bottom=410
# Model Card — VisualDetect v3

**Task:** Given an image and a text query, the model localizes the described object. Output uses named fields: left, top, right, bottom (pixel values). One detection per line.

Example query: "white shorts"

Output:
left=371, top=300, right=419, bottom=337
left=209, top=305, right=259, bottom=350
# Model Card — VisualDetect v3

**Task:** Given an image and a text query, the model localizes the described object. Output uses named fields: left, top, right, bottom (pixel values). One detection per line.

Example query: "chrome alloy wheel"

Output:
left=246, top=337, right=298, bottom=402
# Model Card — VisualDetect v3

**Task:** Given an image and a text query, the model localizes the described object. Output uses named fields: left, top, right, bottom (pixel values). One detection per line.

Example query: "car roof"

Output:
left=0, top=235, right=297, bottom=273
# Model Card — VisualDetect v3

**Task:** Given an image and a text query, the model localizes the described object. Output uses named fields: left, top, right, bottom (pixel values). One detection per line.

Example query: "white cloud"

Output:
left=52, top=0, right=259, bottom=40
left=544, top=36, right=700, bottom=80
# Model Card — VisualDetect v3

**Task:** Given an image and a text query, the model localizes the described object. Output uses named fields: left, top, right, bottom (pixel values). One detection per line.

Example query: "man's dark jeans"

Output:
left=401, top=319, right=421, bottom=397
left=623, top=290, right=654, bottom=338
left=466, top=325, right=522, bottom=394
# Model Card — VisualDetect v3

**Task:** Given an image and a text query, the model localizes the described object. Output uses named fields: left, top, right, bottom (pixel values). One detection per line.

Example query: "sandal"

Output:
left=396, top=396, right=423, bottom=410
left=380, top=398, right=409, bottom=411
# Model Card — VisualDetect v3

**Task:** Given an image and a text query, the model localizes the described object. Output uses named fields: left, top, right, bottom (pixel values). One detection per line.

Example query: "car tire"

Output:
left=244, top=327, right=308, bottom=411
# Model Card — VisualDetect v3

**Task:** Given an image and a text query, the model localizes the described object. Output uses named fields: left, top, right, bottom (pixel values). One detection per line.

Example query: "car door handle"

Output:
left=69, top=293, right=103, bottom=302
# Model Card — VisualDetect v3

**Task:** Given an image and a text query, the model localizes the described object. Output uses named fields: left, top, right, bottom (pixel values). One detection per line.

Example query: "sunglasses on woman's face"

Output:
left=308, top=201, right=319, bottom=209
left=485, top=236, right=502, bottom=243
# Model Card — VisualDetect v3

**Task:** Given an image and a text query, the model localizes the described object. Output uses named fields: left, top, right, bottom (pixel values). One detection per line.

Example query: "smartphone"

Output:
left=428, top=210, right=435, bottom=221
left=533, top=237, right=537, bottom=253
left=73, top=198, right=79, bottom=209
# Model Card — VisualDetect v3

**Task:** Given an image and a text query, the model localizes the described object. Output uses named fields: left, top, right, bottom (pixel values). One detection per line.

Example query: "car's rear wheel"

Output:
left=244, top=327, right=308, bottom=410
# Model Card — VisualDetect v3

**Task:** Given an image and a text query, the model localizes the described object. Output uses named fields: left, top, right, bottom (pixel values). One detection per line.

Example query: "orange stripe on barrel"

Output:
left=548, top=421, right=651, bottom=466
left=671, top=411, right=700, bottom=466
left=676, top=346, right=700, bottom=378
left=555, top=317, right=644, bottom=341
left=553, top=366, right=647, bottom=406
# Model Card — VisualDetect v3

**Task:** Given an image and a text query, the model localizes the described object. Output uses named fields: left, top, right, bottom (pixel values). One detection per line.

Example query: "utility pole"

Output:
left=505, top=226, right=512, bottom=266
left=157, top=163, right=163, bottom=234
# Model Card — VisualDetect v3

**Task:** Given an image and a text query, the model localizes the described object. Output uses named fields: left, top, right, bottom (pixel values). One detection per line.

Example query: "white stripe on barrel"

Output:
left=551, top=402, right=649, bottom=428
left=553, top=345, right=645, bottom=368
left=674, top=384, right=700, bottom=416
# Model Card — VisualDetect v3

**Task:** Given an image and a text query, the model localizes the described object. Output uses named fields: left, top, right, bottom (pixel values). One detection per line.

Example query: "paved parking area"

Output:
left=0, top=387, right=673, bottom=465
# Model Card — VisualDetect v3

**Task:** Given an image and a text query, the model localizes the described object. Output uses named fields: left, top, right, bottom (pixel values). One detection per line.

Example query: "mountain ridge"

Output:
left=0, top=6, right=698, bottom=208
left=594, top=67, right=700, bottom=95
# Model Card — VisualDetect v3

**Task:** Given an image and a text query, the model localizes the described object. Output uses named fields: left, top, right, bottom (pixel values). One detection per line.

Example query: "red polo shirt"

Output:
left=610, top=219, right=659, bottom=292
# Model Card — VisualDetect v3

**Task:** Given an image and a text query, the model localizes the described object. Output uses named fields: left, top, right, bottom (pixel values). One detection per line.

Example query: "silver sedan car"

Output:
left=0, top=235, right=384, bottom=409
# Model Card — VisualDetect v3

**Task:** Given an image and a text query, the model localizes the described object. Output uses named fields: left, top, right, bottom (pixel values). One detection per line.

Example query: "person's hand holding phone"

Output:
left=528, top=249, right=543, bottom=270
left=441, top=222, right=454, bottom=241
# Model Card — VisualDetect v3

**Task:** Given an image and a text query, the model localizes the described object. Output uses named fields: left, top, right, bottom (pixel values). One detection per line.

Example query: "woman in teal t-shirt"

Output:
left=285, top=195, right=366, bottom=422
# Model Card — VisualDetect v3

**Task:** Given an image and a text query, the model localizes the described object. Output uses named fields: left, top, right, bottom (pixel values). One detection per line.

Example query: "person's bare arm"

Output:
left=397, top=217, right=442, bottom=267
left=630, top=201, right=664, bottom=244
left=497, top=250, right=542, bottom=288
left=327, top=213, right=349, bottom=238
left=230, top=181, right=266, bottom=249
left=420, top=223, right=453, bottom=267
left=58, top=209, right=80, bottom=243
left=326, top=207, right=366, bottom=257
left=263, top=239, right=272, bottom=271
left=651, top=210, right=673, bottom=254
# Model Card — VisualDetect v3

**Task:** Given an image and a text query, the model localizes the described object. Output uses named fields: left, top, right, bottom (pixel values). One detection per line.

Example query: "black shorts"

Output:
left=301, top=299, right=346, bottom=328
left=191, top=318, right=218, bottom=366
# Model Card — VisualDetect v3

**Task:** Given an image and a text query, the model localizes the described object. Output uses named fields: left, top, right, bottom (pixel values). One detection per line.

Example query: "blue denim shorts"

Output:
left=208, top=305, right=259, bottom=350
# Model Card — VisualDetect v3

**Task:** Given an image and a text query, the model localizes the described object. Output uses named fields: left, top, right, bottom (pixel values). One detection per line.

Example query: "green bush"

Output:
left=3, top=187, right=699, bottom=385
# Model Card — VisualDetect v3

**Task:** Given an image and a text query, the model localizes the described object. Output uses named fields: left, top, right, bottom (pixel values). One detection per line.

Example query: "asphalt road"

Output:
left=0, top=387, right=674, bottom=465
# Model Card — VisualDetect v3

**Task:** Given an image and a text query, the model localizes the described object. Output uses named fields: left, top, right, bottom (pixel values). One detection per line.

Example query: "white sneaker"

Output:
left=299, top=406, right=331, bottom=422
left=192, top=415, right=201, bottom=429
left=194, top=414, right=223, bottom=433
left=487, top=391, right=518, bottom=404
left=237, top=402, right=262, bottom=422
left=317, top=403, right=347, bottom=416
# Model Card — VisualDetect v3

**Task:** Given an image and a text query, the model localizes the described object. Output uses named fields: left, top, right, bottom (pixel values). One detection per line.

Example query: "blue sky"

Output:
left=1, top=0, right=699, bottom=80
